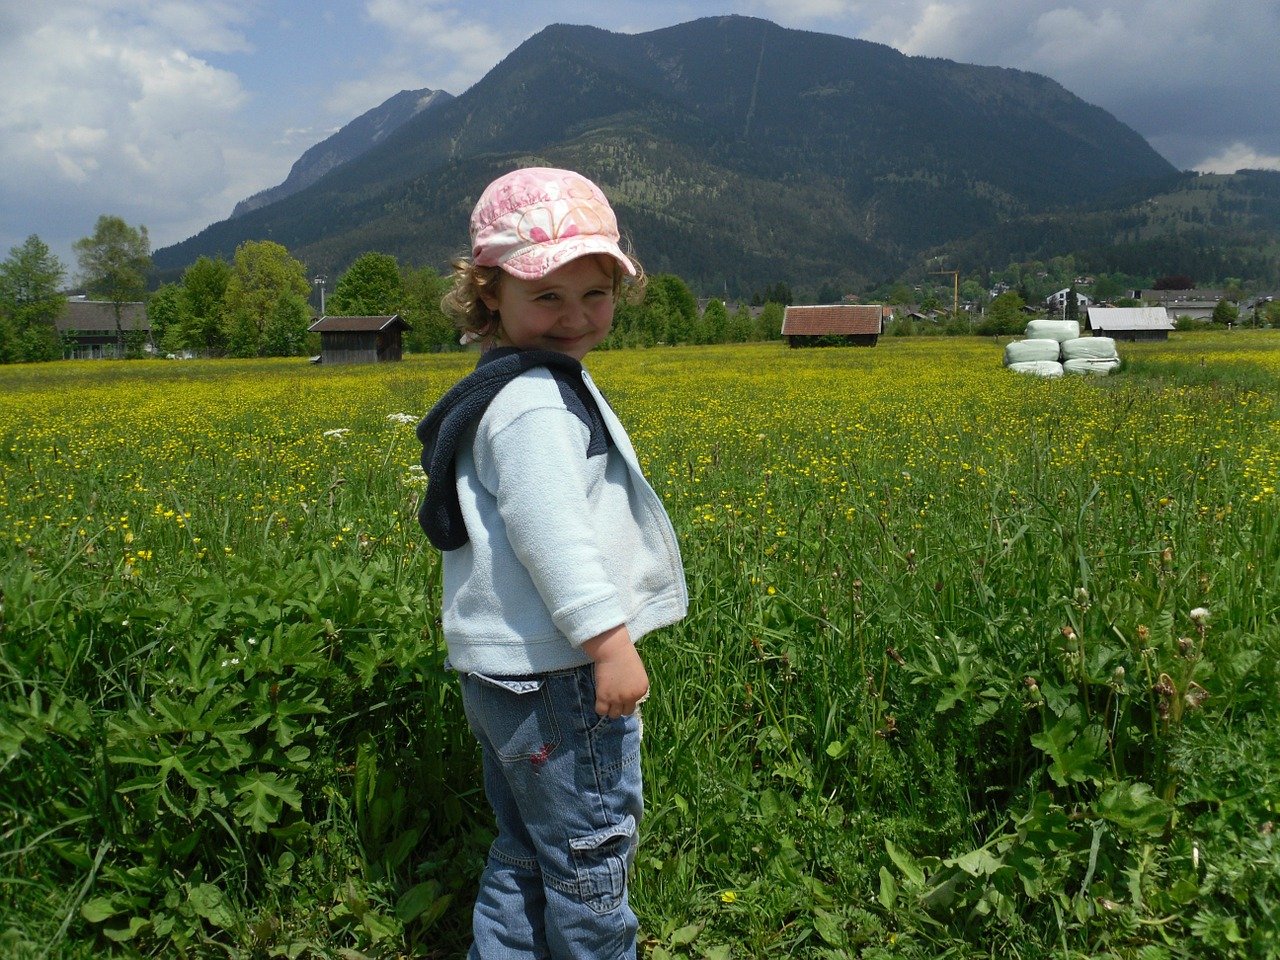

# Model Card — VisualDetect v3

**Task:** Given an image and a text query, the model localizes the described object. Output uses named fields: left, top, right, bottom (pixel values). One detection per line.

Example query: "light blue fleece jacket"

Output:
left=440, top=364, right=687, bottom=676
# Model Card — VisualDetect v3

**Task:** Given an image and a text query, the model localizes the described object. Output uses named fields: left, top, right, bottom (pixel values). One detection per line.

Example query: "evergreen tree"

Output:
left=0, top=234, right=66, bottom=363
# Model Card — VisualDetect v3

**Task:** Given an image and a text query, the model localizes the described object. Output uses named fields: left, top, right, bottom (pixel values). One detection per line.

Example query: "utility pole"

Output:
left=312, top=276, right=327, bottom=315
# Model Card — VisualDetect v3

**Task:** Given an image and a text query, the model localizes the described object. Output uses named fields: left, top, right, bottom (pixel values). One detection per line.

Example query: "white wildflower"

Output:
left=386, top=413, right=418, bottom=425
left=323, top=428, right=351, bottom=438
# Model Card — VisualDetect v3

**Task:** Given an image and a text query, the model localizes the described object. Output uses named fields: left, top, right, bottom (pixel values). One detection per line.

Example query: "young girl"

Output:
left=416, top=167, right=687, bottom=959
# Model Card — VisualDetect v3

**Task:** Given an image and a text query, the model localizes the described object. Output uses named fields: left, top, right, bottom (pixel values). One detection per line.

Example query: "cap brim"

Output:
left=494, top=236, right=637, bottom=281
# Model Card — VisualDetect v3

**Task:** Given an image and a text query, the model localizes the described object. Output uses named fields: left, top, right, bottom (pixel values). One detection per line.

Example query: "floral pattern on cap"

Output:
left=471, top=167, right=636, bottom=280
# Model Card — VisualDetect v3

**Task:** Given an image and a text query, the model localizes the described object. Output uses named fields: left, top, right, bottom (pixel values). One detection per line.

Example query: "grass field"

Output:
left=2, top=333, right=1278, bottom=958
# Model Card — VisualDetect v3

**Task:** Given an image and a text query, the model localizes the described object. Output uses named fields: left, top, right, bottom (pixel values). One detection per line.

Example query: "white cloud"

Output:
left=0, top=1, right=264, bottom=269
left=1194, top=143, right=1280, bottom=175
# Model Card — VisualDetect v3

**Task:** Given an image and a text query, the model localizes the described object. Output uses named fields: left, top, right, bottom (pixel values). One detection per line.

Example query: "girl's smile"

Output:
left=481, top=255, right=616, bottom=360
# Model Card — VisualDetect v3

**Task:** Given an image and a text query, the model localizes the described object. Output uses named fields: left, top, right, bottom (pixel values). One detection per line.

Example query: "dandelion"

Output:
left=720, top=891, right=737, bottom=904
left=1189, top=606, right=1210, bottom=626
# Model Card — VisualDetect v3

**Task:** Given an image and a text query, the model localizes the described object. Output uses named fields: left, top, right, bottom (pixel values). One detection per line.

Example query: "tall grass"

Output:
left=2, top=333, right=1277, bottom=958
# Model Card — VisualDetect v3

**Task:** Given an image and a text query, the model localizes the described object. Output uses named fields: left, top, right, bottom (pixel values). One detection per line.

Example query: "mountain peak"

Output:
left=229, top=87, right=454, bottom=218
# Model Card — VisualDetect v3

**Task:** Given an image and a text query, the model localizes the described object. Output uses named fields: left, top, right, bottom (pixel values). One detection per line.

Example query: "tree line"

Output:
left=7, top=216, right=1274, bottom=365
left=0, top=220, right=788, bottom=364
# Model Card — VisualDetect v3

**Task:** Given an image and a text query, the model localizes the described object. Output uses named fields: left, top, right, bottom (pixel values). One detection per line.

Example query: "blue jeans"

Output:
left=459, top=663, right=643, bottom=960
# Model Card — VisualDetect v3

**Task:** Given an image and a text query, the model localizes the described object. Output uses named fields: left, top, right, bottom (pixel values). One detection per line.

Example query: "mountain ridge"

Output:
left=155, top=16, right=1181, bottom=292
left=229, top=87, right=453, bottom=218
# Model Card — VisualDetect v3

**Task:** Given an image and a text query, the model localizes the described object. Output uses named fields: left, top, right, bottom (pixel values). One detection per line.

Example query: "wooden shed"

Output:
left=1085, top=306, right=1174, bottom=341
left=781, top=304, right=883, bottom=347
left=307, top=314, right=409, bottom=363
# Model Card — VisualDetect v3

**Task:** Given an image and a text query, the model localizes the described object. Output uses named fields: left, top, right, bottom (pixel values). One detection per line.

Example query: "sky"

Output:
left=4, top=0, right=1279, bottom=279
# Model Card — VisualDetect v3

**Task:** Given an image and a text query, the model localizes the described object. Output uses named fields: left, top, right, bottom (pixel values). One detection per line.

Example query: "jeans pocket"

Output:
left=465, top=672, right=561, bottom=763
left=568, top=814, right=635, bottom=915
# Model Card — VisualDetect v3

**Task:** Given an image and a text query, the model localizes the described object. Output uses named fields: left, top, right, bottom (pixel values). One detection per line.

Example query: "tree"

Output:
left=976, top=290, right=1026, bottom=336
left=700, top=299, right=728, bottom=344
left=223, top=241, right=310, bottom=357
left=755, top=302, right=785, bottom=340
left=182, top=256, right=231, bottom=355
left=331, top=252, right=402, bottom=315
left=73, top=215, right=151, bottom=358
left=1211, top=299, right=1239, bottom=326
left=644, top=274, right=699, bottom=344
left=401, top=265, right=453, bottom=352
left=146, top=283, right=187, bottom=357
left=0, top=234, right=67, bottom=363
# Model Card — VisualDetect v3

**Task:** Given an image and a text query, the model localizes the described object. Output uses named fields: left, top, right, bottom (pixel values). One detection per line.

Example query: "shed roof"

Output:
left=1086, top=306, right=1174, bottom=331
left=307, top=314, right=408, bottom=333
left=57, top=299, right=148, bottom=332
left=781, top=304, right=883, bottom=336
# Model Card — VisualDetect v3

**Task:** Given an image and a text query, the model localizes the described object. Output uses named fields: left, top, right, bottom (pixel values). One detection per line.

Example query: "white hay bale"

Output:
left=1064, top=358, right=1121, bottom=376
left=1024, top=319, right=1080, bottom=342
left=1061, top=337, right=1118, bottom=361
left=1008, top=360, right=1064, bottom=378
left=1004, top=338, right=1062, bottom=365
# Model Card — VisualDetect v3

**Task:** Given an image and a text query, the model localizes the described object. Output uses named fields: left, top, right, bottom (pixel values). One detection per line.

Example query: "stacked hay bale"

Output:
left=1003, top=319, right=1120, bottom=377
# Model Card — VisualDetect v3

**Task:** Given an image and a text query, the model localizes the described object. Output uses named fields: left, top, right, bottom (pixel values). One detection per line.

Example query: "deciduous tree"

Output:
left=223, top=241, right=310, bottom=356
left=72, top=215, right=151, bottom=357
left=331, top=252, right=402, bottom=315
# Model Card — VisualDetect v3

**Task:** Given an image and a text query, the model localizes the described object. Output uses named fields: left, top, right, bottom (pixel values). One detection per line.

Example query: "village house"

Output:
left=307, top=314, right=409, bottom=363
left=781, top=304, right=883, bottom=347
left=1045, top=288, right=1092, bottom=315
left=57, top=299, right=150, bottom=359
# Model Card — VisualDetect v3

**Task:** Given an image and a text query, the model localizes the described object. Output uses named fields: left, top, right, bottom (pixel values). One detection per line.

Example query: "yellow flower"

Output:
left=720, top=891, right=737, bottom=904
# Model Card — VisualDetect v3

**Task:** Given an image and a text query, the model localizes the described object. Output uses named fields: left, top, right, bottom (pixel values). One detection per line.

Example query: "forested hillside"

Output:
left=154, top=16, right=1180, bottom=293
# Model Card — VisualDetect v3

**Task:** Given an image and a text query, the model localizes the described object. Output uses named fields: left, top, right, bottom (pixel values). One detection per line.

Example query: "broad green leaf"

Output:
left=886, top=839, right=925, bottom=886
left=1095, top=781, right=1173, bottom=835
left=878, top=865, right=899, bottom=909
left=671, top=921, right=703, bottom=945
left=233, top=771, right=303, bottom=832
left=189, top=882, right=237, bottom=930
left=81, top=896, right=123, bottom=923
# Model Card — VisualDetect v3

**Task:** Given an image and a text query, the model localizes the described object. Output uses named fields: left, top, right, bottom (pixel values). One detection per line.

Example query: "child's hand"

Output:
left=581, top=624, right=649, bottom=718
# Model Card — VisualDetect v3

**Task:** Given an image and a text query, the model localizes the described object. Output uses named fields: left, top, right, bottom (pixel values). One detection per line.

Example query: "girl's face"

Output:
left=481, top=255, right=616, bottom=360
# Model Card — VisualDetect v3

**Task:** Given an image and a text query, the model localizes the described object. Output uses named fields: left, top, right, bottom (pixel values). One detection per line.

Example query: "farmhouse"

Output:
left=307, top=314, right=409, bottom=363
left=57, top=299, right=150, bottom=359
left=1085, top=306, right=1174, bottom=341
left=781, top=304, right=882, bottom=347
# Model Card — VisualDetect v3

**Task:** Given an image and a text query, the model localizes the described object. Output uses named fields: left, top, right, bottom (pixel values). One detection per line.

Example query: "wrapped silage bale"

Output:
left=1003, top=338, right=1062, bottom=366
left=1061, top=337, right=1118, bottom=361
left=1064, top=358, right=1121, bottom=376
left=1008, top=360, right=1064, bottom=378
left=1024, top=319, right=1080, bottom=342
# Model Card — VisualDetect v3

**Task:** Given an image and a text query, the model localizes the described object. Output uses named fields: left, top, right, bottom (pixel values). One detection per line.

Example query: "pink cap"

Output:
left=470, top=167, right=636, bottom=280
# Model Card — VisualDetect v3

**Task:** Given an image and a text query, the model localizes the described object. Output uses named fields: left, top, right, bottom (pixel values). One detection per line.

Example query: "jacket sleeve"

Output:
left=472, top=403, right=626, bottom=646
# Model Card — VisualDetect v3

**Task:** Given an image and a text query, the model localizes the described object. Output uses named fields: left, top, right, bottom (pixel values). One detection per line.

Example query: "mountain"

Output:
left=154, top=16, right=1178, bottom=292
left=230, top=88, right=453, bottom=217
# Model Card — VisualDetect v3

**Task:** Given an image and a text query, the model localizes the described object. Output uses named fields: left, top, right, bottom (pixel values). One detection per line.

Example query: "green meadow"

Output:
left=2, top=333, right=1277, bottom=958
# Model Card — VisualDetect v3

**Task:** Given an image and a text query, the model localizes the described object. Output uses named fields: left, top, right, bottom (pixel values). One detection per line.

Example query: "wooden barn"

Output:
left=1085, top=306, right=1174, bottom=342
left=307, top=314, right=409, bottom=363
left=781, top=304, right=883, bottom=347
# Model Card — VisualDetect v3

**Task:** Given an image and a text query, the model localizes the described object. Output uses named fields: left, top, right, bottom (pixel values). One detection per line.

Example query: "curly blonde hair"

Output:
left=441, top=254, right=647, bottom=347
